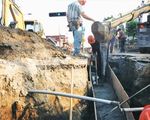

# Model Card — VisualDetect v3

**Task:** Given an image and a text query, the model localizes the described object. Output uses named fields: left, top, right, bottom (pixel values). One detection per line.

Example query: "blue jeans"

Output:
left=72, top=27, right=82, bottom=55
left=109, top=36, right=116, bottom=53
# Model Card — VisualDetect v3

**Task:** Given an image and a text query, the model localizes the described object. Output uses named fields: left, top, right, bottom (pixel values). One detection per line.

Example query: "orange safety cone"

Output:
left=87, top=35, right=95, bottom=44
left=139, top=105, right=150, bottom=120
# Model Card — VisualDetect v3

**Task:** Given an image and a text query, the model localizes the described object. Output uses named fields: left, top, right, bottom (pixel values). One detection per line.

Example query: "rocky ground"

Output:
left=0, top=27, right=89, bottom=120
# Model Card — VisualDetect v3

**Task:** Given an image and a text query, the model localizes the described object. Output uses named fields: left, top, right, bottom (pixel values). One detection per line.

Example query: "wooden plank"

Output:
left=109, top=66, right=135, bottom=120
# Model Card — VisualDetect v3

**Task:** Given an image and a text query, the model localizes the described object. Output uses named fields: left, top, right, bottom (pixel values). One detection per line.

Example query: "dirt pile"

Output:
left=0, top=27, right=89, bottom=120
left=0, top=27, right=66, bottom=59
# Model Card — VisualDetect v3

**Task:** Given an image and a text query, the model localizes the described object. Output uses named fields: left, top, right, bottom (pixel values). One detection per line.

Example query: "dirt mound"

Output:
left=0, top=27, right=89, bottom=120
left=0, top=27, right=66, bottom=59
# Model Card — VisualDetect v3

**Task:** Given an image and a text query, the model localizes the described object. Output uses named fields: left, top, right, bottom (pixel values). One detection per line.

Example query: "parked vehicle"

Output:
left=137, top=14, right=150, bottom=53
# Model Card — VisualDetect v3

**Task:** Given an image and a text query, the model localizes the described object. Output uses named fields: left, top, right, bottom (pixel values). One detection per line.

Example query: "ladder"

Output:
left=89, top=52, right=99, bottom=85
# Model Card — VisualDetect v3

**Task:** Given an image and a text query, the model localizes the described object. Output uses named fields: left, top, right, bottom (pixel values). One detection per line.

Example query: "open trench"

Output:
left=109, top=53, right=150, bottom=120
left=83, top=53, right=150, bottom=120
left=0, top=57, right=91, bottom=120
left=0, top=27, right=149, bottom=120
left=0, top=27, right=91, bottom=120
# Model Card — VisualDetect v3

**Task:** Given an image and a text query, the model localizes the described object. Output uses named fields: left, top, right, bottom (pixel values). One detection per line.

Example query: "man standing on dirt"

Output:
left=67, top=0, right=95, bottom=56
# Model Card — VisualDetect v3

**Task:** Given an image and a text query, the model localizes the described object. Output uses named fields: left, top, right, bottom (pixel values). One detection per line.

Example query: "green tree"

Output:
left=126, top=20, right=138, bottom=39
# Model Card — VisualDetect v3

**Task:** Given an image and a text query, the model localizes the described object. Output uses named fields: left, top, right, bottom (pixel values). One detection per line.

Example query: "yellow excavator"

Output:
left=109, top=3, right=150, bottom=28
left=0, top=0, right=44, bottom=37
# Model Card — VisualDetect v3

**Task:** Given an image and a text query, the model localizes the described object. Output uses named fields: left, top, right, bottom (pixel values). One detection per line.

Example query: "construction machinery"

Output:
left=0, top=0, right=25, bottom=29
left=104, top=3, right=150, bottom=53
left=109, top=4, right=150, bottom=28
left=96, top=3, right=150, bottom=42
left=88, top=3, right=150, bottom=120
left=90, top=3, right=150, bottom=79
left=136, top=14, right=150, bottom=53
left=0, top=0, right=44, bottom=37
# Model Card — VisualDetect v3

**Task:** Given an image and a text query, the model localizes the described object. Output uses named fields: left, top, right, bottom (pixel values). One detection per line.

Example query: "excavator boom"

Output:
left=111, top=4, right=150, bottom=28
left=92, top=3, right=150, bottom=43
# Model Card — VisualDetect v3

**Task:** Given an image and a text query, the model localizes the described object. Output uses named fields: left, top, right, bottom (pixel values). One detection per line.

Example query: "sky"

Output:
left=16, top=0, right=146, bottom=45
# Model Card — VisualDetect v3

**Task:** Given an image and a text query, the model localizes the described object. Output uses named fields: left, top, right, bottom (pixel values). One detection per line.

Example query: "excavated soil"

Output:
left=0, top=27, right=89, bottom=120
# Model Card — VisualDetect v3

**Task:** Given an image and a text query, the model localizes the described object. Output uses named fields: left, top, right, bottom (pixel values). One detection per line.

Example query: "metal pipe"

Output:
left=121, top=107, right=144, bottom=112
left=28, top=90, right=119, bottom=105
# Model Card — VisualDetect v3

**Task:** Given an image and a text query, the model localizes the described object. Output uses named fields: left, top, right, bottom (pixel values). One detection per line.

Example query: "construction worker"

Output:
left=67, top=0, right=95, bottom=56
left=109, top=29, right=117, bottom=53
left=116, top=28, right=126, bottom=53
left=88, top=35, right=102, bottom=84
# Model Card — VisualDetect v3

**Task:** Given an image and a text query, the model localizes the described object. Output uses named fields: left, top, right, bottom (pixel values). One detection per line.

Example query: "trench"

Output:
left=82, top=82, right=95, bottom=120
left=25, top=62, right=96, bottom=120
left=25, top=61, right=95, bottom=120
left=85, top=53, right=149, bottom=120
left=109, top=54, right=150, bottom=120
left=1, top=53, right=149, bottom=120
left=26, top=82, right=95, bottom=120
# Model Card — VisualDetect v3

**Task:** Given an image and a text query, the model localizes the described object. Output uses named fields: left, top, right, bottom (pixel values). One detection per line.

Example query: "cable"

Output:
left=102, top=84, right=150, bottom=118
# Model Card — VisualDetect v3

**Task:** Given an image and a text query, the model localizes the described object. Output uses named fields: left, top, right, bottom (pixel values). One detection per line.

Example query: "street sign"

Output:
left=49, top=12, right=66, bottom=17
